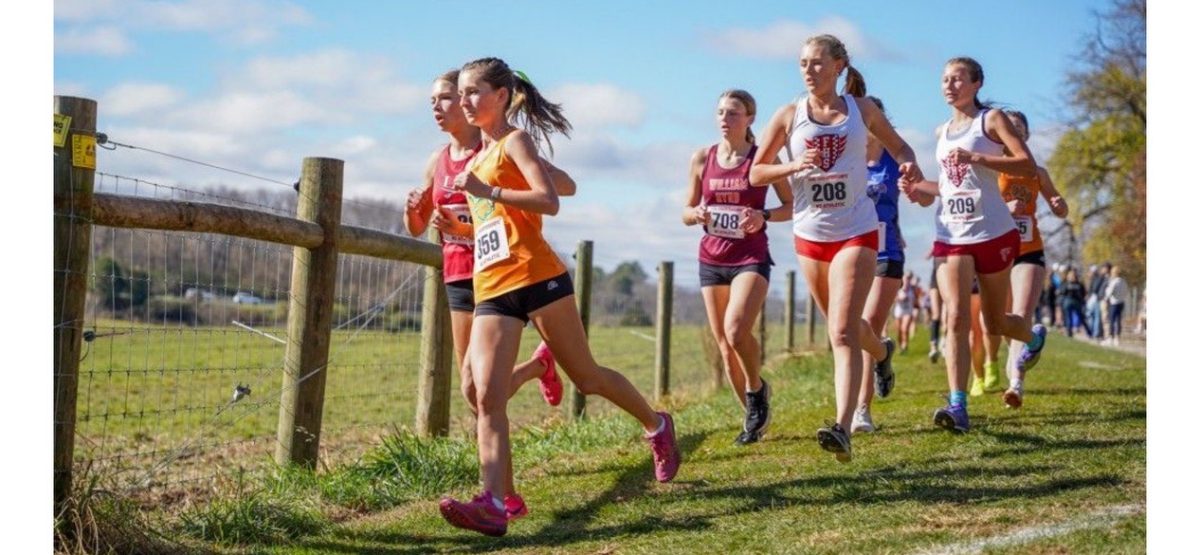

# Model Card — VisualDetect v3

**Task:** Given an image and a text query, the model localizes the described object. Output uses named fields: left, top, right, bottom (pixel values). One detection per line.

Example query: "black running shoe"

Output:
left=816, top=422, right=852, bottom=463
left=743, top=379, right=772, bottom=438
left=733, top=429, right=761, bottom=446
left=874, top=338, right=896, bottom=398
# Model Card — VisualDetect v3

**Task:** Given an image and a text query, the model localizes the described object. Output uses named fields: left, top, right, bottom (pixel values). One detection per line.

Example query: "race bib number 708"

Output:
left=705, top=204, right=745, bottom=239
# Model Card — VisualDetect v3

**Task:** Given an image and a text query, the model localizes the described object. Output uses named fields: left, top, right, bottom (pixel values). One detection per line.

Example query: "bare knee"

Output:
left=946, top=310, right=972, bottom=334
left=474, top=383, right=508, bottom=415
left=829, top=327, right=857, bottom=349
left=572, top=374, right=604, bottom=396
left=724, top=319, right=751, bottom=345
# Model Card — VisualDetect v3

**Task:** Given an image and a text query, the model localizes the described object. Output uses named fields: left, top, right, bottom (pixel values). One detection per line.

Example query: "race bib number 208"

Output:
left=473, top=218, right=511, bottom=272
left=806, top=172, right=850, bottom=210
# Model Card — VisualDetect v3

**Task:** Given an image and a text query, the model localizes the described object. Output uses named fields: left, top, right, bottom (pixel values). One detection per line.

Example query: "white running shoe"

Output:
left=851, top=405, right=875, bottom=433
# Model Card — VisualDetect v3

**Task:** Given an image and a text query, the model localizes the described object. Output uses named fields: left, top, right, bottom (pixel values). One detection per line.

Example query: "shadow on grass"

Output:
left=292, top=430, right=716, bottom=554
left=682, top=465, right=1125, bottom=513
left=977, top=428, right=1145, bottom=458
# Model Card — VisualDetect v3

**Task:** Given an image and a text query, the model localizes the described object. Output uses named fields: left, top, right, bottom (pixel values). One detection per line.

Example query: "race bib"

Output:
left=941, top=188, right=983, bottom=224
left=706, top=204, right=745, bottom=239
left=1014, top=215, right=1034, bottom=242
left=473, top=217, right=510, bottom=272
left=440, top=203, right=473, bottom=245
left=877, top=222, right=887, bottom=248
left=805, top=172, right=850, bottom=210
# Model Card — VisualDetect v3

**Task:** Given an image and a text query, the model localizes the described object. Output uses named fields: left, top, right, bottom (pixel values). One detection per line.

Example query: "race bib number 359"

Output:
left=706, top=204, right=745, bottom=239
left=473, top=218, right=511, bottom=272
left=806, top=172, right=850, bottom=210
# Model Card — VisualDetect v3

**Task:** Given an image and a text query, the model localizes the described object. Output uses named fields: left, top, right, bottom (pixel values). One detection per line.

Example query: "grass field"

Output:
left=73, top=317, right=793, bottom=492
left=81, top=324, right=1146, bottom=554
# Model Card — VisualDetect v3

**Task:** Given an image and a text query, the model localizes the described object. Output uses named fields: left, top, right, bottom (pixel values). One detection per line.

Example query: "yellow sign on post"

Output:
left=54, top=113, right=71, bottom=148
left=72, top=135, right=96, bottom=170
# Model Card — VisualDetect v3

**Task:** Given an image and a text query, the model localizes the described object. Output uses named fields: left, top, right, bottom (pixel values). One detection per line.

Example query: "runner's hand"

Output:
left=1007, top=198, right=1026, bottom=215
left=406, top=188, right=428, bottom=211
left=692, top=204, right=710, bottom=226
left=452, top=171, right=490, bottom=198
left=431, top=207, right=472, bottom=237
left=741, top=207, right=765, bottom=234
left=1048, top=195, right=1069, bottom=218
left=946, top=147, right=979, bottom=166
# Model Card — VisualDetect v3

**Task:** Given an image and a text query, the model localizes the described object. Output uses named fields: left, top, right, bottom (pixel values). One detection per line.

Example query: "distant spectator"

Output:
left=1105, top=265, right=1129, bottom=346
left=1086, top=264, right=1109, bottom=340
left=1060, top=268, right=1088, bottom=338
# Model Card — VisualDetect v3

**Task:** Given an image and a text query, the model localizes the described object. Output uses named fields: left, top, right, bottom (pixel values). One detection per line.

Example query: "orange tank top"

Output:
left=997, top=172, right=1043, bottom=255
left=466, top=131, right=567, bottom=301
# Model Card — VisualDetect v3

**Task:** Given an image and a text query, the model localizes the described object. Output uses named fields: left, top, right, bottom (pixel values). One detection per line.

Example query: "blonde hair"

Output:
left=806, top=34, right=866, bottom=97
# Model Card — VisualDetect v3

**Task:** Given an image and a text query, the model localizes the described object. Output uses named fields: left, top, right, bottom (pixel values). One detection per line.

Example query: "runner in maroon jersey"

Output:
left=683, top=89, right=791, bottom=446
left=403, top=68, right=576, bottom=522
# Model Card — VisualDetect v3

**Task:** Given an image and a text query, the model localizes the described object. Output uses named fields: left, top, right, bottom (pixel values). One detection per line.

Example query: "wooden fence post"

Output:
left=785, top=270, right=796, bottom=353
left=569, top=240, right=592, bottom=420
left=275, top=157, right=343, bottom=468
left=416, top=227, right=453, bottom=437
left=655, top=261, right=673, bottom=401
left=54, top=96, right=97, bottom=512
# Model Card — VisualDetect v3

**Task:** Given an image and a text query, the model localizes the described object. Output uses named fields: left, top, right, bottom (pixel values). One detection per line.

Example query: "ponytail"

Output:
left=461, top=57, right=571, bottom=155
left=843, top=65, right=867, bottom=97
left=509, top=74, right=572, bottom=155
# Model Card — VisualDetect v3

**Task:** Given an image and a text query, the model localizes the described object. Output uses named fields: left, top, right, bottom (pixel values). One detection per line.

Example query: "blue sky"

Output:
left=53, top=0, right=1108, bottom=292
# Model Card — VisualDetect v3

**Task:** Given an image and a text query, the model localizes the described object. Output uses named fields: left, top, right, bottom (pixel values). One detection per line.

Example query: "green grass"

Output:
left=73, top=316, right=782, bottom=489
left=224, top=327, right=1140, bottom=555
left=75, top=321, right=1145, bottom=553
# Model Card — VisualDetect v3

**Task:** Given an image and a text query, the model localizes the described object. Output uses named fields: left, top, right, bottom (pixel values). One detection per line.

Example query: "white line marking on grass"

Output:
left=911, top=504, right=1143, bottom=555
left=1079, top=360, right=1122, bottom=370
left=627, top=330, right=656, bottom=342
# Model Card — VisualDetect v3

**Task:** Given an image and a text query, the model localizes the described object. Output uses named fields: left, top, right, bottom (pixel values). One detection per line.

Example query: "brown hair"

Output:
left=1004, top=109, right=1029, bottom=140
left=946, top=57, right=988, bottom=109
left=805, top=34, right=866, bottom=97
left=435, top=68, right=460, bottom=87
left=461, top=57, right=572, bottom=154
left=719, top=89, right=757, bottom=144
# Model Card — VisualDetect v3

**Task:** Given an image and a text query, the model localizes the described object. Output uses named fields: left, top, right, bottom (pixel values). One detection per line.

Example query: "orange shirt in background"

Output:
left=997, top=172, right=1044, bottom=255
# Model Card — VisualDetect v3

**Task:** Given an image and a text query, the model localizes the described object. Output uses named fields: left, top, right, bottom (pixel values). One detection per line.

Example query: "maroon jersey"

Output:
left=698, top=144, right=771, bottom=266
left=430, top=143, right=479, bottom=283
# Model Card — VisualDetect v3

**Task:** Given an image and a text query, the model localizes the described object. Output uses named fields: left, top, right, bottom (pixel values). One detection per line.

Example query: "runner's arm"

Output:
left=682, top=148, right=708, bottom=226
left=541, top=158, right=576, bottom=196
left=749, top=104, right=813, bottom=186
left=1036, top=166, right=1069, bottom=218
left=403, top=150, right=440, bottom=237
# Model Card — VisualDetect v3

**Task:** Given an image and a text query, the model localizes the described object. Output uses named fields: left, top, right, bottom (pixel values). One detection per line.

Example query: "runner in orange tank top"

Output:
left=995, top=110, right=1069, bottom=409
left=403, top=68, right=581, bottom=521
left=437, top=57, right=680, bottom=538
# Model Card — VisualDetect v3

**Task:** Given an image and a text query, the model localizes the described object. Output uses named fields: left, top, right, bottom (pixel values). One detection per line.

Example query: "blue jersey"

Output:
left=867, top=150, right=904, bottom=263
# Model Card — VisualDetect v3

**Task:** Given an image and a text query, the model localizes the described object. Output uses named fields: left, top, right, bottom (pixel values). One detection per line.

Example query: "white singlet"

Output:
left=784, top=95, right=879, bottom=242
left=934, top=109, right=1014, bottom=245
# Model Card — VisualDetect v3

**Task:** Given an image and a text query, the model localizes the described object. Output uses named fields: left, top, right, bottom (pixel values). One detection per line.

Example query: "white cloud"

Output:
left=102, top=83, right=184, bottom=116
left=55, top=26, right=133, bottom=56
left=548, top=83, right=647, bottom=128
left=549, top=128, right=697, bottom=189
left=234, top=50, right=426, bottom=115
left=171, top=90, right=331, bottom=134
left=705, top=17, right=904, bottom=62
left=54, top=0, right=313, bottom=51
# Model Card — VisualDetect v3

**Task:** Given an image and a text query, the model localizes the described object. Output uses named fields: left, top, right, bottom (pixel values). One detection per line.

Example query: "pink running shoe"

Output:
left=504, top=493, right=528, bottom=521
left=533, top=341, right=562, bottom=406
left=439, top=491, right=507, bottom=536
left=644, top=412, right=681, bottom=482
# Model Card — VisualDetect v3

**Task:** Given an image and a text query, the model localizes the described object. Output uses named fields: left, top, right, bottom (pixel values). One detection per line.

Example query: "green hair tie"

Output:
left=514, top=70, right=532, bottom=84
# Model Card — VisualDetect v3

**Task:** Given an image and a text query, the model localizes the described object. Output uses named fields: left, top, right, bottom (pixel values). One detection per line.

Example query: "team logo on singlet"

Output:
left=941, top=156, right=970, bottom=187
left=804, top=134, right=847, bottom=172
